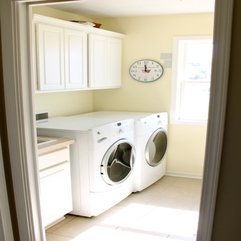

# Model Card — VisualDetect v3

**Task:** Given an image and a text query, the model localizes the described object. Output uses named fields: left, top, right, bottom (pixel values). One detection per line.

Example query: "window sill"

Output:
left=170, top=119, right=208, bottom=126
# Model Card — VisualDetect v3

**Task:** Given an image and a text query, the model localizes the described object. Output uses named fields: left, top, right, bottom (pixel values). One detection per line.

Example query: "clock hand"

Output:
left=144, top=64, right=151, bottom=73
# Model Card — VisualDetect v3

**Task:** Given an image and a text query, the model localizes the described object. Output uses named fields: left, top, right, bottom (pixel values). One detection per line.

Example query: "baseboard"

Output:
left=166, top=171, right=203, bottom=180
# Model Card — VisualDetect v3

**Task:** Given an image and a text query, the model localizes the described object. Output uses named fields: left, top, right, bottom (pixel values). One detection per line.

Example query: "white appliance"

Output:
left=76, top=111, right=168, bottom=191
left=132, top=112, right=168, bottom=191
left=37, top=116, right=135, bottom=217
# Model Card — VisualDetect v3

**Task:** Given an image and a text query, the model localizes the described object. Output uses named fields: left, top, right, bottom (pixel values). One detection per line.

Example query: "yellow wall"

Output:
left=93, top=14, right=214, bottom=177
left=35, top=91, right=93, bottom=117
left=167, top=125, right=207, bottom=177
left=33, top=6, right=214, bottom=177
left=33, top=6, right=94, bottom=117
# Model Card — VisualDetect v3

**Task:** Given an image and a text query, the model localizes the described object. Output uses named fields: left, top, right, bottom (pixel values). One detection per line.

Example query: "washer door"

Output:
left=145, top=128, right=167, bottom=167
left=101, top=139, right=135, bottom=185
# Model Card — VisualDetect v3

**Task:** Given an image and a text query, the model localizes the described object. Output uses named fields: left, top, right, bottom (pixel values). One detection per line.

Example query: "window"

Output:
left=171, top=36, right=213, bottom=124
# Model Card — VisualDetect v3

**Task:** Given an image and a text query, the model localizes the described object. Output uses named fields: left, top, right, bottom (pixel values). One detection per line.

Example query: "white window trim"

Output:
left=171, top=35, right=213, bottom=125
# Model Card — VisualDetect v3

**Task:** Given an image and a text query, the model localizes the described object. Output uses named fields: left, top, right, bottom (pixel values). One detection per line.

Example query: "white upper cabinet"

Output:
left=36, top=23, right=65, bottom=91
left=109, top=37, right=122, bottom=88
left=35, top=21, right=88, bottom=91
left=33, top=15, right=124, bottom=92
left=64, top=29, right=88, bottom=89
left=89, top=34, right=122, bottom=89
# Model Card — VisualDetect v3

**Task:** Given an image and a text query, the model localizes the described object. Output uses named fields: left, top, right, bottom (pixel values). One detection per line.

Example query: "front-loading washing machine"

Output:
left=75, top=111, right=168, bottom=192
left=37, top=115, right=135, bottom=217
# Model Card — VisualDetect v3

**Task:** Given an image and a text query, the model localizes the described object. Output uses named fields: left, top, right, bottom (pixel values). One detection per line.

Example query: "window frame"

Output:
left=171, top=36, right=213, bottom=125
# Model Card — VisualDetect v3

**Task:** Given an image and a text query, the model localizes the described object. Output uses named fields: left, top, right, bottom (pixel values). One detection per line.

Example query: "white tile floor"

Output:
left=46, top=176, right=202, bottom=241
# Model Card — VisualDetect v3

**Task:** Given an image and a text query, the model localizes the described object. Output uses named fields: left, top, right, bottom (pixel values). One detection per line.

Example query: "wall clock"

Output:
left=129, top=59, right=164, bottom=82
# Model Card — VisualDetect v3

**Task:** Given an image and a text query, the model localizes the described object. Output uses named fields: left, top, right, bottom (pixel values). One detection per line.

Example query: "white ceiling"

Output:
left=50, top=0, right=215, bottom=18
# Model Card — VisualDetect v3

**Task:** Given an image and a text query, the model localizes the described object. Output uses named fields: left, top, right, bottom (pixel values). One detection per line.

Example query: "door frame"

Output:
left=197, top=1, right=233, bottom=240
left=0, top=0, right=233, bottom=240
left=0, top=141, right=14, bottom=241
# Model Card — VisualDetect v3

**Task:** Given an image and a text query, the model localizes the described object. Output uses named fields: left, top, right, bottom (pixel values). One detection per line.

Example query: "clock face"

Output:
left=129, top=59, right=164, bottom=82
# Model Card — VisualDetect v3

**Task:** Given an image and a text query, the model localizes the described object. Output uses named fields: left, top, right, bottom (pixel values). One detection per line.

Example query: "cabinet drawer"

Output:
left=39, top=161, right=72, bottom=227
left=39, top=147, right=69, bottom=170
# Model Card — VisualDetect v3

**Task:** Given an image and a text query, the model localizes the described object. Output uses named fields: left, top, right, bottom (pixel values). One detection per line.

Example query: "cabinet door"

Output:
left=64, top=29, right=88, bottom=89
left=89, top=34, right=122, bottom=89
left=39, top=162, right=72, bottom=227
left=88, top=34, right=108, bottom=88
left=109, top=38, right=122, bottom=88
left=36, top=23, right=65, bottom=91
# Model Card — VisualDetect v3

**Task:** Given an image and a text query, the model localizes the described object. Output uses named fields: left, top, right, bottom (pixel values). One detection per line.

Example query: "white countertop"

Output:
left=36, top=111, right=167, bottom=134
left=37, top=137, right=75, bottom=156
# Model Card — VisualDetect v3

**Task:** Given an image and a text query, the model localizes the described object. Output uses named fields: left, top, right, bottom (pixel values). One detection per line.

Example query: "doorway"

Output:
left=0, top=0, right=233, bottom=240
left=32, top=4, right=211, bottom=240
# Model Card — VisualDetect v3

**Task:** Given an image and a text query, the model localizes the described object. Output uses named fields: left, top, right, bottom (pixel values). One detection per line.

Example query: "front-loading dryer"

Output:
left=76, top=111, right=168, bottom=191
left=133, top=112, right=168, bottom=191
left=37, top=116, right=135, bottom=217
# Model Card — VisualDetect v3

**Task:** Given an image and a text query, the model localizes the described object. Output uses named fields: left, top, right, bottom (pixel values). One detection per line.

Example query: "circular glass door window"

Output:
left=101, top=139, right=135, bottom=185
left=145, top=128, right=167, bottom=167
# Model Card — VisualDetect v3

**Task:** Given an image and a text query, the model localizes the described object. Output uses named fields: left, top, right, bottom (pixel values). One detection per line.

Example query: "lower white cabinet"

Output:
left=39, top=147, right=72, bottom=227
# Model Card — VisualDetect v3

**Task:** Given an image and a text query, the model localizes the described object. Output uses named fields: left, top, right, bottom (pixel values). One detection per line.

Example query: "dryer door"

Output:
left=101, top=139, right=135, bottom=185
left=145, top=128, right=167, bottom=167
